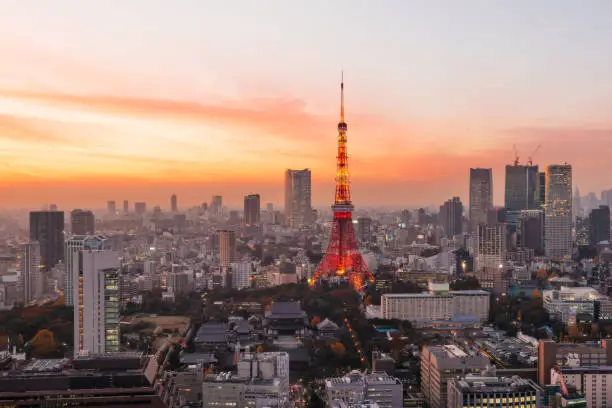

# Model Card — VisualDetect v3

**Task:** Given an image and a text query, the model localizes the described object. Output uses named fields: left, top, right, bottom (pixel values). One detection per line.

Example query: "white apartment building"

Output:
left=381, top=282, right=489, bottom=323
left=73, top=250, right=120, bottom=356
left=231, top=261, right=252, bottom=290
left=473, top=224, right=507, bottom=293
left=64, top=235, right=107, bottom=306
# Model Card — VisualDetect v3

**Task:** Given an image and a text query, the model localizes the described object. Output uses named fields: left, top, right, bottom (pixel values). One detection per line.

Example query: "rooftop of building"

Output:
left=325, top=371, right=401, bottom=387
left=453, top=375, right=542, bottom=394
left=381, top=289, right=489, bottom=299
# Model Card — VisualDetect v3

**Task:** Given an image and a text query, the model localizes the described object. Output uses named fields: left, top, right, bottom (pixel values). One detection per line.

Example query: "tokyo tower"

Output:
left=310, top=75, right=375, bottom=291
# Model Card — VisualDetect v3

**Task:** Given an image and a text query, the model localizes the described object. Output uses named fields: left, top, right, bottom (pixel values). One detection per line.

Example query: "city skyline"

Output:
left=2, top=1, right=612, bottom=208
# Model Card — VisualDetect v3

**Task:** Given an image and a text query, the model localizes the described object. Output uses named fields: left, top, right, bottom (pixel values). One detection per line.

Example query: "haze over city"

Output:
left=1, top=0, right=612, bottom=209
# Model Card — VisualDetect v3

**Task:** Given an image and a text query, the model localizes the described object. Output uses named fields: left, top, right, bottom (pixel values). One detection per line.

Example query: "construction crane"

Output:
left=513, top=144, right=519, bottom=166
left=528, top=144, right=541, bottom=166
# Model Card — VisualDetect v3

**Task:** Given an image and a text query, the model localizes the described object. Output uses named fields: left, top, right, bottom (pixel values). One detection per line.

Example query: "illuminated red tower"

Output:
left=311, top=76, right=374, bottom=291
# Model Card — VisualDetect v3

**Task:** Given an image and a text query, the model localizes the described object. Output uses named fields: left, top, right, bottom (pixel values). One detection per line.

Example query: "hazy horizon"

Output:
left=2, top=1, right=612, bottom=209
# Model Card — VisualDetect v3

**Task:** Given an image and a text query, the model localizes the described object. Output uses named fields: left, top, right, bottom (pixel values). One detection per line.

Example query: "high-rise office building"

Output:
left=589, top=205, right=611, bottom=245
left=73, top=250, right=120, bottom=356
left=400, top=209, right=412, bottom=226
left=357, top=217, right=372, bottom=243
left=134, top=202, right=146, bottom=215
left=284, top=169, right=312, bottom=229
left=474, top=223, right=507, bottom=293
left=538, top=171, right=546, bottom=208
left=106, top=201, right=116, bottom=214
left=505, top=164, right=539, bottom=238
left=19, top=241, right=42, bottom=304
left=243, top=194, right=261, bottom=227
left=469, top=168, right=493, bottom=226
left=218, top=230, right=236, bottom=267
left=505, top=164, right=539, bottom=211
left=170, top=194, right=178, bottom=212
left=545, top=164, right=573, bottom=260
left=211, top=196, right=223, bottom=217
left=65, top=235, right=107, bottom=306
left=518, top=210, right=545, bottom=255
left=439, top=197, right=463, bottom=237
left=123, top=200, right=129, bottom=213
left=573, top=187, right=583, bottom=221
left=70, top=209, right=95, bottom=235
left=602, top=189, right=612, bottom=208
left=29, top=211, right=65, bottom=271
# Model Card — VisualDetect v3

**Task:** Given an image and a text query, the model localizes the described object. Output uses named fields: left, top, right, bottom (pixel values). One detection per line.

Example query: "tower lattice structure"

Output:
left=311, top=76, right=374, bottom=291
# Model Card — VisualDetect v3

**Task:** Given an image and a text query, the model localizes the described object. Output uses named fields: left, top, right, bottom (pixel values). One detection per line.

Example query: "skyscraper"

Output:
left=602, top=189, right=612, bottom=208
left=545, top=164, right=573, bottom=260
left=171, top=194, right=178, bottom=212
left=538, top=172, right=546, bottom=208
left=211, top=195, right=223, bottom=217
left=106, top=201, right=116, bottom=214
left=29, top=211, right=65, bottom=271
left=218, top=230, right=236, bottom=267
left=19, top=241, right=42, bottom=304
left=474, top=223, right=507, bottom=293
left=589, top=205, right=611, bottom=245
left=518, top=210, right=545, bottom=255
left=123, top=200, right=129, bottom=213
left=284, top=169, right=312, bottom=229
left=65, top=235, right=107, bottom=306
left=243, top=194, right=261, bottom=227
left=505, top=164, right=539, bottom=211
left=73, top=250, right=120, bottom=356
left=70, top=209, right=95, bottom=235
left=358, top=217, right=373, bottom=243
left=469, top=168, right=493, bottom=226
left=134, top=202, right=146, bottom=215
left=439, top=197, right=463, bottom=237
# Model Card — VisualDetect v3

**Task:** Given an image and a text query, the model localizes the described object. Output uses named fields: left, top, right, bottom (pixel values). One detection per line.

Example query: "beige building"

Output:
left=552, top=366, right=612, bottom=408
left=421, top=345, right=489, bottom=408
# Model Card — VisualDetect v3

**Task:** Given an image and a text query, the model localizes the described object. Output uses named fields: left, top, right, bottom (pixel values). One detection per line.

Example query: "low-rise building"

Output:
left=447, top=373, right=543, bottom=408
left=381, top=282, right=489, bottom=323
left=324, top=371, right=403, bottom=408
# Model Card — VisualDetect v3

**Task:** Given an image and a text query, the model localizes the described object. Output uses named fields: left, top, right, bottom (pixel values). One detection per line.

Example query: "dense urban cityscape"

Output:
left=3, top=2, right=612, bottom=408
left=0, top=73, right=610, bottom=407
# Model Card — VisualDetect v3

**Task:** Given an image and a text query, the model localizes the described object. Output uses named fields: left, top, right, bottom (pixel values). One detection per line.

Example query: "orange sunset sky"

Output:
left=1, top=1, right=611, bottom=210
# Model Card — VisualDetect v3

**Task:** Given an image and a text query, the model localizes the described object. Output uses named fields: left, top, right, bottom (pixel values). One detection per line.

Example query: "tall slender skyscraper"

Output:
left=284, top=169, right=312, bottom=229
left=211, top=195, right=223, bottom=217
left=19, top=241, right=42, bottom=304
left=70, top=209, right=95, bottom=235
left=545, top=164, right=573, bottom=260
left=123, top=200, right=129, bottom=213
left=29, top=211, right=65, bottom=271
left=218, top=230, right=236, bottom=267
left=171, top=194, right=178, bottom=212
left=65, top=235, right=107, bottom=306
left=73, top=250, right=120, bottom=356
left=469, top=168, right=493, bottom=226
left=107, top=201, right=116, bottom=214
left=244, top=194, right=261, bottom=227
left=440, top=197, right=463, bottom=237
